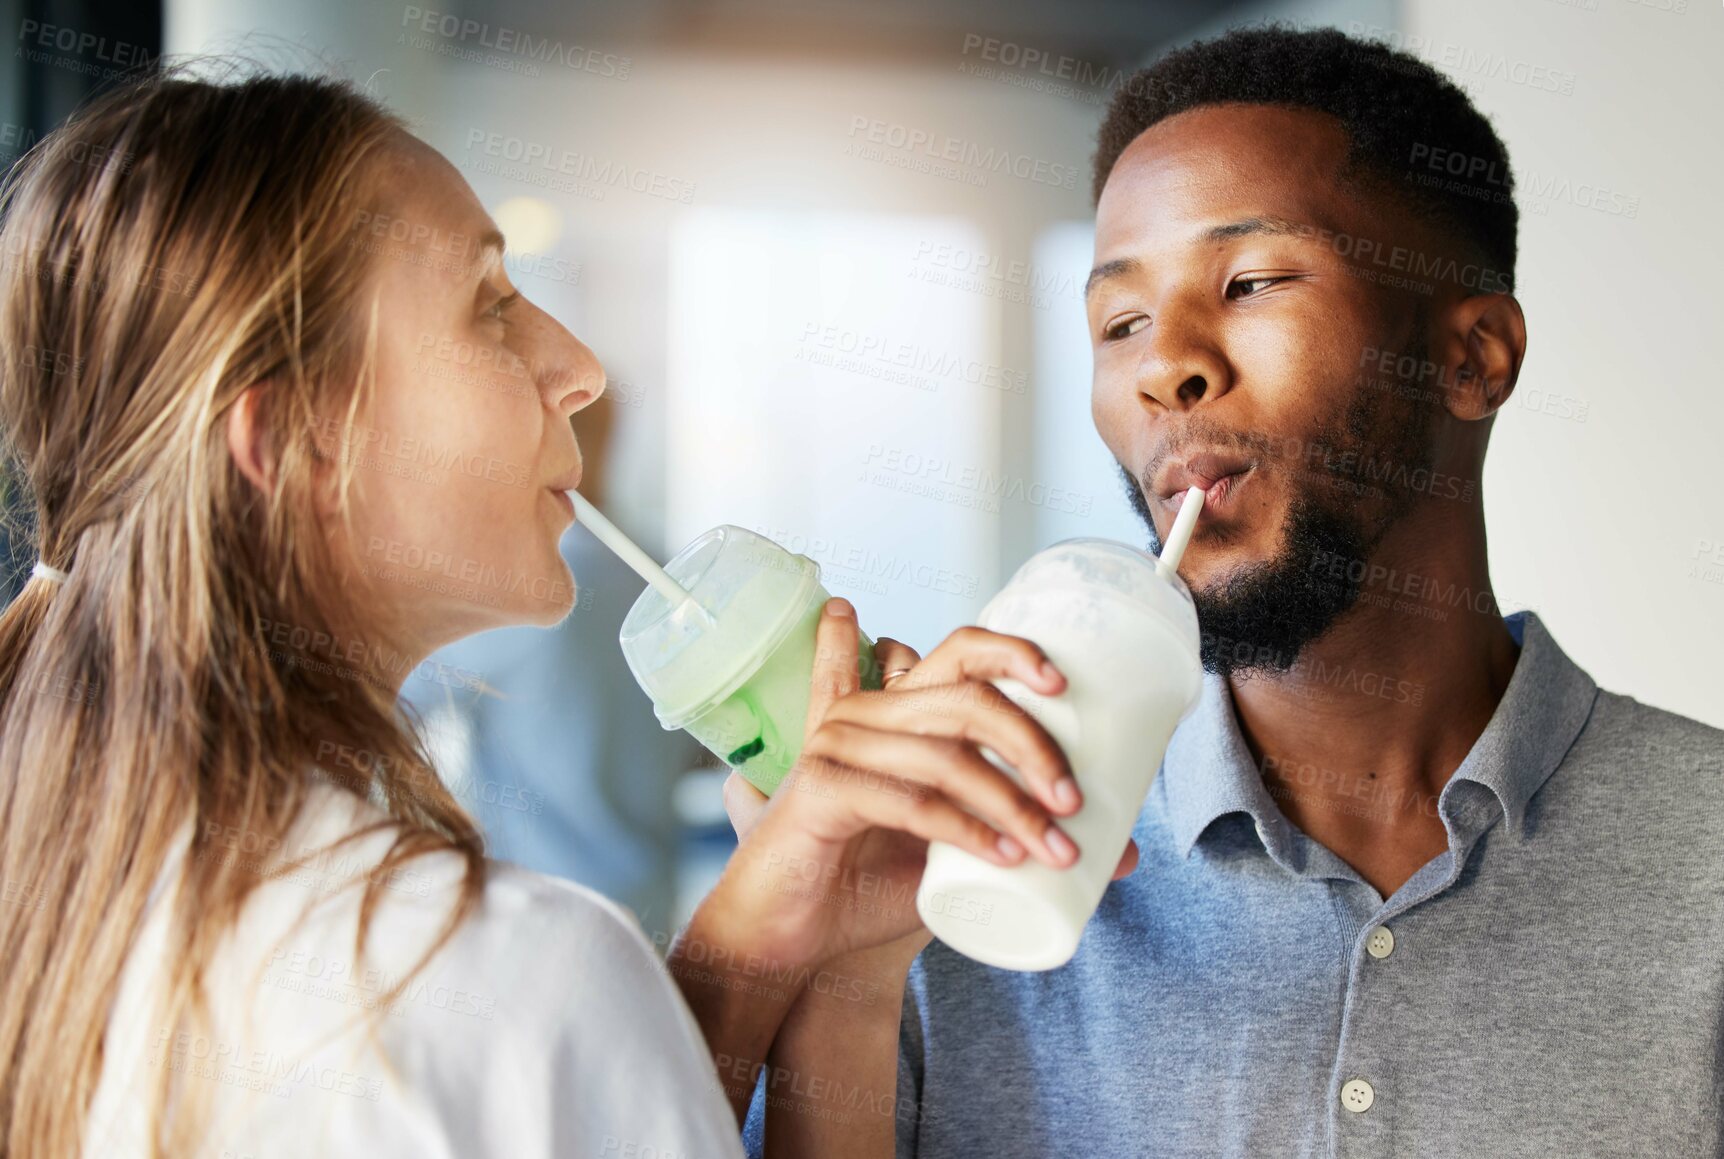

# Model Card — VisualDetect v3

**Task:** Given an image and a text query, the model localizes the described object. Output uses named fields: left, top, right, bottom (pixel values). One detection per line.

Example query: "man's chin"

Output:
left=1118, top=461, right=1378, bottom=677
left=1185, top=497, right=1372, bottom=678
left=1164, top=529, right=1258, bottom=594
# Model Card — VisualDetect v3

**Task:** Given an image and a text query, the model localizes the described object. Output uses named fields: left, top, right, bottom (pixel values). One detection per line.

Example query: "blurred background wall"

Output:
left=6, top=0, right=1720, bottom=936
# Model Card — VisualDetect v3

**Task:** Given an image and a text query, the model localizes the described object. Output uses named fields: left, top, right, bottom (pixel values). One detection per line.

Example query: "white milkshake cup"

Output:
left=915, top=491, right=1206, bottom=971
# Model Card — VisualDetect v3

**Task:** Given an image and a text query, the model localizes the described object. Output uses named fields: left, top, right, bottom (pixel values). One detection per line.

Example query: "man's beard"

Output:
left=1122, top=360, right=1436, bottom=679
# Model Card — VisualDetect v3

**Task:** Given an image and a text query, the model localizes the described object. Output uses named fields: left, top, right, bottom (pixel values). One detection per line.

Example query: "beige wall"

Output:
left=1391, top=0, right=1724, bottom=726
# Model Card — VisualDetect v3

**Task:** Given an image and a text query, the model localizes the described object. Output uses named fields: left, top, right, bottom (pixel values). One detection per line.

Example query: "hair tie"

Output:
left=31, top=561, right=69, bottom=584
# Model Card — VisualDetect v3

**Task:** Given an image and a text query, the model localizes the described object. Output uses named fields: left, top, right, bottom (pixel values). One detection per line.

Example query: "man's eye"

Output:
left=1103, top=315, right=1149, bottom=341
left=484, top=291, right=521, bottom=321
left=1227, top=275, right=1289, bottom=299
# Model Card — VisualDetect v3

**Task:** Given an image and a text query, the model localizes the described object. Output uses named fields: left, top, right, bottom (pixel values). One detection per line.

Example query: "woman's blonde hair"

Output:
left=0, top=68, right=484, bottom=1156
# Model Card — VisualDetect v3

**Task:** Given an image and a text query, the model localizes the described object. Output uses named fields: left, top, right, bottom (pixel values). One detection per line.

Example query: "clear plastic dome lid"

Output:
left=618, top=525, right=821, bottom=728
left=980, top=537, right=1199, bottom=660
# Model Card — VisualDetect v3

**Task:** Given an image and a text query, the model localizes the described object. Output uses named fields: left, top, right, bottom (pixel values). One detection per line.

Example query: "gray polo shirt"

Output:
left=890, top=610, right=1724, bottom=1158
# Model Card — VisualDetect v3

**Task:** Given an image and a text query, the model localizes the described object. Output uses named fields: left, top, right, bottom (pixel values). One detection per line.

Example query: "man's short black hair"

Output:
left=1094, top=25, right=1517, bottom=291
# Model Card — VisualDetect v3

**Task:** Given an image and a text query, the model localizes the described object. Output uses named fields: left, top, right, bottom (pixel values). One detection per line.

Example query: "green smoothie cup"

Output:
left=618, top=525, right=879, bottom=796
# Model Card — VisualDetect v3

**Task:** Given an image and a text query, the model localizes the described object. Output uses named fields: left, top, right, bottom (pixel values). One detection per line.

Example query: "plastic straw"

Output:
left=1156, top=486, right=1206, bottom=579
left=566, top=491, right=714, bottom=624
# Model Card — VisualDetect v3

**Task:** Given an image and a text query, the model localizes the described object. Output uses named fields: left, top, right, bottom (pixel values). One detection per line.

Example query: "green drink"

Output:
left=619, top=526, right=879, bottom=795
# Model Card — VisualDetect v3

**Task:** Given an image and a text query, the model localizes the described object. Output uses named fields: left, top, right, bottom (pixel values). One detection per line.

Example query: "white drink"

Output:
left=915, top=538, right=1204, bottom=971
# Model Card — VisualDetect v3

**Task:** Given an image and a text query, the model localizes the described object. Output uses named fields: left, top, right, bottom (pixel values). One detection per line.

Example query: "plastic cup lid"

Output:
left=618, top=525, right=821, bottom=728
left=980, top=538, right=1201, bottom=662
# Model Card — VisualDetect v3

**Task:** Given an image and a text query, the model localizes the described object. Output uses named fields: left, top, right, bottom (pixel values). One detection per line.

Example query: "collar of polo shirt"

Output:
left=1161, top=610, right=1599, bottom=863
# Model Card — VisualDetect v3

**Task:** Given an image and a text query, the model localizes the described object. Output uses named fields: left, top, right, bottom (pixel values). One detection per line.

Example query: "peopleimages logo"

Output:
left=305, top=415, right=532, bottom=489
left=398, top=7, right=632, bottom=77
left=860, top=444, right=1094, bottom=516
left=462, top=130, right=697, bottom=203
left=753, top=524, right=982, bottom=599
left=796, top=321, right=1028, bottom=395
left=845, top=115, right=1079, bottom=190
left=958, top=33, right=1178, bottom=96
left=15, top=19, right=156, bottom=71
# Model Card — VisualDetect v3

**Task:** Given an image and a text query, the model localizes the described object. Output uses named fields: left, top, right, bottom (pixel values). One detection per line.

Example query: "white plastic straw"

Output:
left=1156, top=486, right=1206, bottom=579
left=566, top=490, right=713, bottom=623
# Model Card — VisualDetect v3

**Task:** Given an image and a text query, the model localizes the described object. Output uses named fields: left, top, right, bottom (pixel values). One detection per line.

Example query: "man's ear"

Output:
left=225, top=383, right=275, bottom=495
left=1437, top=293, right=1527, bottom=422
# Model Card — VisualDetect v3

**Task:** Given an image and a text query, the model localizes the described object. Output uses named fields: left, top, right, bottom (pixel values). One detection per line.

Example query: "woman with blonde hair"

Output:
left=0, top=67, right=1100, bottom=1157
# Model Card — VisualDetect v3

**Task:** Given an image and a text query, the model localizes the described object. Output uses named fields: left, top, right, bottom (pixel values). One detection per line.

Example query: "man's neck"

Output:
left=1224, top=513, right=1520, bottom=898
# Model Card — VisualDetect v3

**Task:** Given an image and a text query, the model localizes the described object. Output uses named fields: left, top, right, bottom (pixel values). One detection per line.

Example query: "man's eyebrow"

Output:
left=1084, top=257, right=1141, bottom=299
left=1084, top=216, right=1317, bottom=298
left=1202, top=215, right=1313, bottom=243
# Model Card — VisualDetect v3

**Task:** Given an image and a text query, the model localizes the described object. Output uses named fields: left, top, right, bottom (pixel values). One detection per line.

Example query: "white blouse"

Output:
left=85, top=777, right=745, bottom=1159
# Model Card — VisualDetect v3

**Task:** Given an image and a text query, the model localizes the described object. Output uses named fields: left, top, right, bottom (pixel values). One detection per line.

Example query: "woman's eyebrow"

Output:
left=471, top=228, right=506, bottom=279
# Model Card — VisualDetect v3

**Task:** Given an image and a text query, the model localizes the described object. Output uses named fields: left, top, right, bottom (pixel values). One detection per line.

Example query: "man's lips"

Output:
left=1168, top=470, right=1249, bottom=513
left=1152, top=451, right=1256, bottom=513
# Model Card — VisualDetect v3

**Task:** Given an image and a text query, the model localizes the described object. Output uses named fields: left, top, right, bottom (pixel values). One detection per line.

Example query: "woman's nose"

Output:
left=519, top=302, right=605, bottom=416
left=545, top=352, right=605, bottom=417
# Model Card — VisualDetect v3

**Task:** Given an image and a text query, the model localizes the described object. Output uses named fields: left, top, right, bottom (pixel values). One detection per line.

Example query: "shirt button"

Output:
left=1366, top=926, right=1395, bottom=958
left=1341, top=1078, right=1375, bottom=1113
